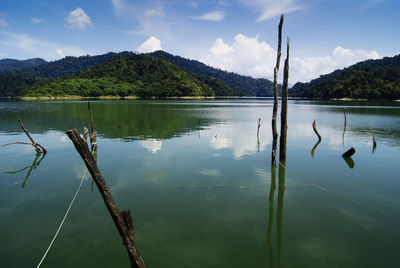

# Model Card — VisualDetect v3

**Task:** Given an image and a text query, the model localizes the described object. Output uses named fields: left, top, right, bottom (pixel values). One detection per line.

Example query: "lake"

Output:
left=0, top=99, right=399, bottom=268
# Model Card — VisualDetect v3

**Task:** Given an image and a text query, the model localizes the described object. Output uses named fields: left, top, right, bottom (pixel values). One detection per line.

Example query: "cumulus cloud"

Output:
left=0, top=12, right=8, bottom=28
left=239, top=0, right=302, bottom=21
left=202, top=34, right=276, bottom=78
left=202, top=34, right=380, bottom=83
left=137, top=36, right=163, bottom=53
left=66, top=7, right=92, bottom=30
left=31, top=18, right=44, bottom=24
left=193, top=11, right=225, bottom=21
left=291, top=46, right=380, bottom=82
left=0, top=31, right=86, bottom=60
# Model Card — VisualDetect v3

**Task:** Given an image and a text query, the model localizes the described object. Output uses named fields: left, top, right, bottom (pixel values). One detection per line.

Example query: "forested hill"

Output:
left=0, top=58, right=47, bottom=72
left=24, top=54, right=229, bottom=97
left=290, top=54, right=400, bottom=99
left=149, top=50, right=275, bottom=96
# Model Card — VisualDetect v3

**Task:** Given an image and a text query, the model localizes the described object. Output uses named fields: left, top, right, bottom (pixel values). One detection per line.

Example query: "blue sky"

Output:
left=0, top=0, right=399, bottom=83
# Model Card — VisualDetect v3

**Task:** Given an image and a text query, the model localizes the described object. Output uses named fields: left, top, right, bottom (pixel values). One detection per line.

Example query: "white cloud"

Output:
left=202, top=34, right=276, bottom=78
left=56, top=49, right=65, bottom=58
left=0, top=31, right=86, bottom=60
left=291, top=46, right=380, bottom=83
left=31, top=18, right=44, bottom=24
left=66, top=7, right=92, bottom=30
left=240, top=0, right=302, bottom=21
left=218, top=1, right=231, bottom=7
left=137, top=36, right=163, bottom=53
left=139, top=139, right=163, bottom=154
left=201, top=34, right=380, bottom=83
left=0, top=12, right=8, bottom=28
left=193, top=11, right=225, bottom=21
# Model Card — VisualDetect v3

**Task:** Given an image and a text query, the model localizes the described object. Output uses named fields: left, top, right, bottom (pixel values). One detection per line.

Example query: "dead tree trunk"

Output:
left=66, top=129, right=145, bottom=268
left=312, top=120, right=321, bottom=141
left=271, top=14, right=284, bottom=165
left=279, top=38, right=289, bottom=161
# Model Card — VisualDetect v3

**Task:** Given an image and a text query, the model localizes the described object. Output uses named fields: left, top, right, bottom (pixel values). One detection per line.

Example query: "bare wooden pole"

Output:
left=88, top=102, right=97, bottom=152
left=312, top=120, right=321, bottom=141
left=271, top=14, right=284, bottom=165
left=66, top=129, right=145, bottom=268
left=279, top=38, right=289, bottom=160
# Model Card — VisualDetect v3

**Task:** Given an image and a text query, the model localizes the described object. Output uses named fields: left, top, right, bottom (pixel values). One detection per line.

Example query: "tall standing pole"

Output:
left=271, top=14, right=284, bottom=165
left=279, top=38, right=290, bottom=160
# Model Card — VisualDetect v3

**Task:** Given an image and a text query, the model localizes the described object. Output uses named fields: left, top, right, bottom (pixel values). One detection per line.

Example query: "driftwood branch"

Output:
left=88, top=102, right=97, bottom=152
left=3, top=117, right=47, bottom=154
left=312, top=120, right=321, bottom=141
left=271, top=14, right=284, bottom=165
left=279, top=37, right=289, bottom=160
left=66, top=129, right=145, bottom=268
left=342, top=104, right=347, bottom=146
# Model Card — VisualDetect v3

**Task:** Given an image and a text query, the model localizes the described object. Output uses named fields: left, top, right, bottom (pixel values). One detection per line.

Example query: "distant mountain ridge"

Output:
left=149, top=50, right=275, bottom=96
left=290, top=54, right=400, bottom=100
left=0, top=58, right=47, bottom=72
left=0, top=51, right=275, bottom=98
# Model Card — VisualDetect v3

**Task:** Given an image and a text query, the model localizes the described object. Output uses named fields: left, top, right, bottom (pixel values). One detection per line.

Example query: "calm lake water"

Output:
left=0, top=99, right=399, bottom=268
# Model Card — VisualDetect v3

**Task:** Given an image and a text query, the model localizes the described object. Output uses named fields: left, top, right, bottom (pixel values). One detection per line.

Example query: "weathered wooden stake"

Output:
left=66, top=129, right=145, bottom=268
left=279, top=38, right=289, bottom=160
left=342, top=104, right=347, bottom=146
left=312, top=120, right=321, bottom=141
left=88, top=102, right=97, bottom=152
left=342, top=147, right=355, bottom=157
left=271, top=14, right=284, bottom=165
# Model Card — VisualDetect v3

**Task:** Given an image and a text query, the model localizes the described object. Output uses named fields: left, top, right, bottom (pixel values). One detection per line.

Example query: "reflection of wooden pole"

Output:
left=277, top=160, right=286, bottom=262
left=312, top=120, right=321, bottom=141
left=279, top=38, right=289, bottom=160
left=267, top=165, right=277, bottom=268
left=311, top=140, right=321, bottom=158
left=66, top=129, right=145, bottom=268
left=271, top=14, right=284, bottom=165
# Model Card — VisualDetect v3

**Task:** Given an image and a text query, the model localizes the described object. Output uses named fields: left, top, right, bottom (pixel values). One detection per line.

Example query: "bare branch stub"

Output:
left=66, top=129, right=145, bottom=268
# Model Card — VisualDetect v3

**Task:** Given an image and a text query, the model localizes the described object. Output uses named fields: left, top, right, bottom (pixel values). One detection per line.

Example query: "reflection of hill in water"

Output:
left=0, top=101, right=217, bottom=140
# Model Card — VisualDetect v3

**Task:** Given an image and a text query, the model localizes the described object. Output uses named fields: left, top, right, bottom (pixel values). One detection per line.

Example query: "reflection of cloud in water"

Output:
left=140, top=139, right=163, bottom=154
left=208, top=123, right=270, bottom=159
left=146, top=170, right=167, bottom=182
left=200, top=169, right=221, bottom=177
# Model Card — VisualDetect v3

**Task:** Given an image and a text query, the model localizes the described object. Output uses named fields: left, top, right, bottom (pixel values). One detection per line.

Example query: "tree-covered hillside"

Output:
left=24, top=54, right=225, bottom=97
left=290, top=55, right=400, bottom=99
left=0, top=58, right=47, bottom=72
left=0, top=72, right=40, bottom=97
left=149, top=50, right=275, bottom=96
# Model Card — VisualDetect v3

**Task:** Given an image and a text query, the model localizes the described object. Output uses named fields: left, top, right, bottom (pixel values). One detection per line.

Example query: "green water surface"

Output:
left=0, top=99, right=399, bottom=267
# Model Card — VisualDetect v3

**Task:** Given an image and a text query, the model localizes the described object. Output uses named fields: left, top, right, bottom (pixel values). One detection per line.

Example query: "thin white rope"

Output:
left=36, top=165, right=89, bottom=268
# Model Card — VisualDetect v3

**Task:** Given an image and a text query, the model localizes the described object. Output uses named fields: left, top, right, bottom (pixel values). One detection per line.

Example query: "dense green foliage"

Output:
left=25, top=54, right=221, bottom=97
left=290, top=55, right=400, bottom=99
left=25, top=52, right=124, bottom=78
left=150, top=50, right=275, bottom=96
left=0, top=72, right=41, bottom=97
left=0, top=58, right=47, bottom=72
